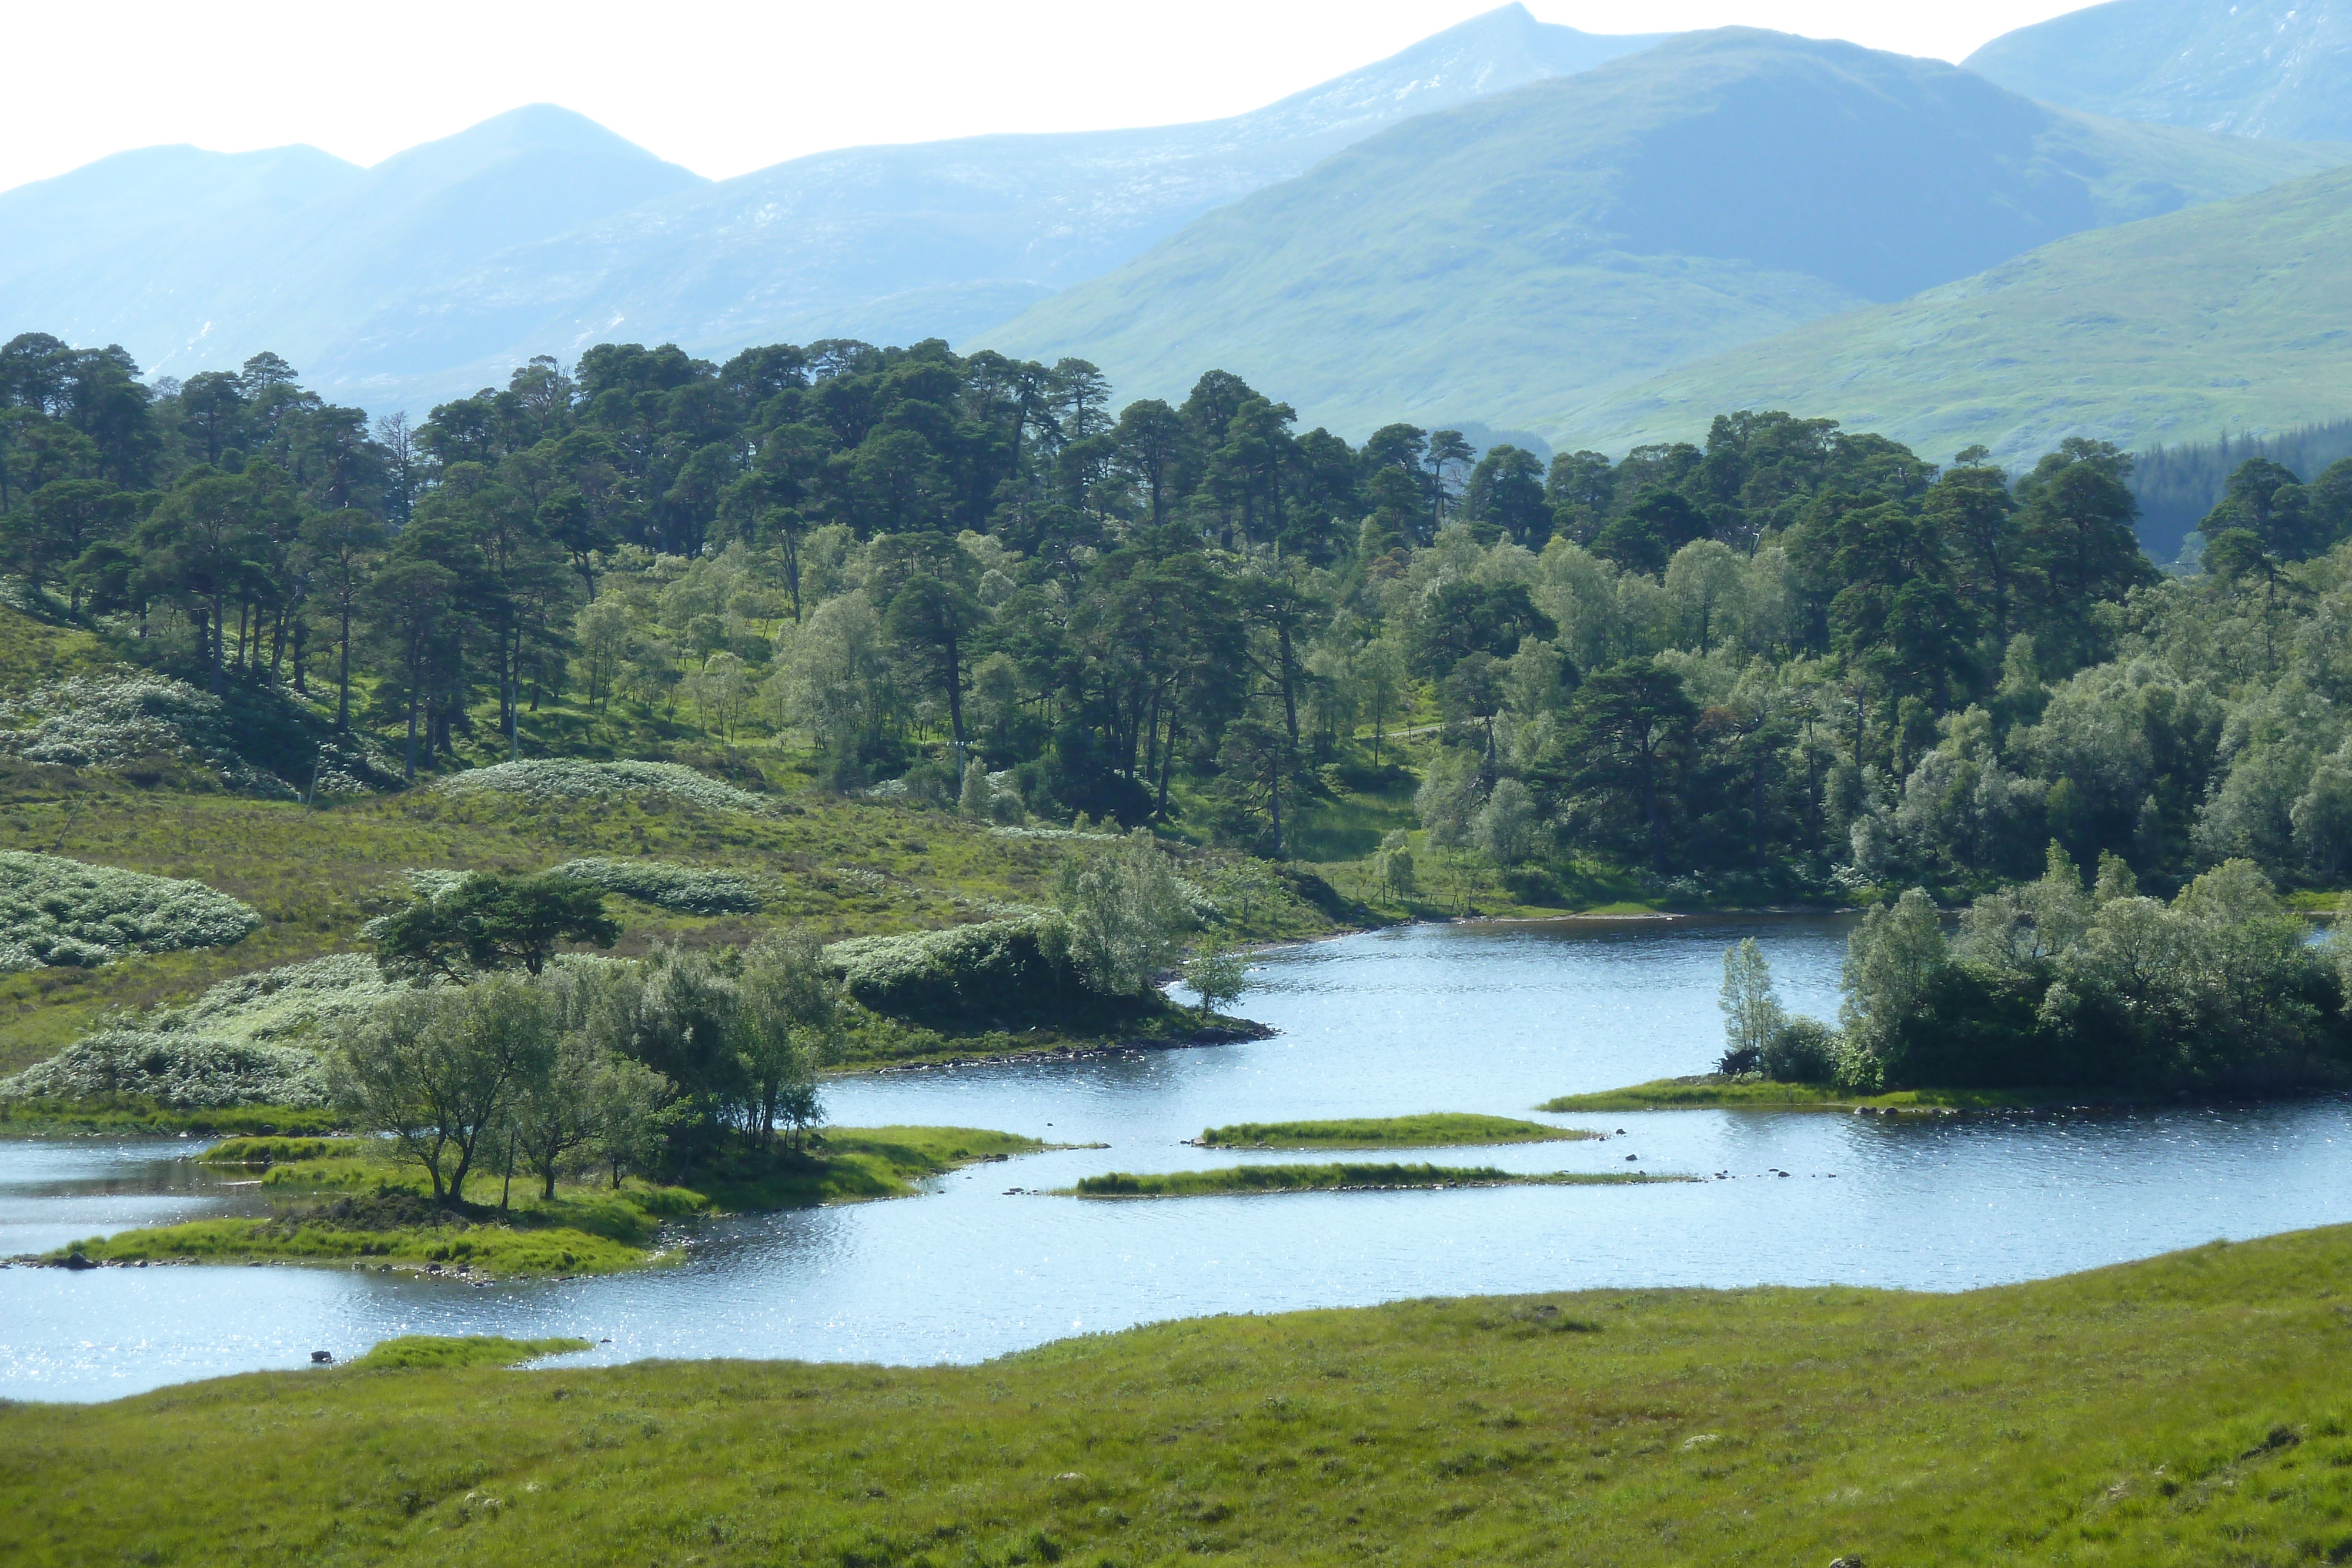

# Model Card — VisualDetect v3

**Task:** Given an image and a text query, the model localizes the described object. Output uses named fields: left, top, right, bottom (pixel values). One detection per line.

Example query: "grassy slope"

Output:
left=1539, top=1076, right=2163, bottom=1112
left=1197, top=1113, right=1595, bottom=1148
left=1065, top=1164, right=1673, bottom=1196
left=11, top=1225, right=2352, bottom=1564
left=48, top=1126, right=1048, bottom=1275
left=979, top=29, right=2339, bottom=441
left=1559, top=162, right=2352, bottom=466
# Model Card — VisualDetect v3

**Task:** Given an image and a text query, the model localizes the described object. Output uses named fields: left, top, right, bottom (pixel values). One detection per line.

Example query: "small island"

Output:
left=1194, top=1113, right=1595, bottom=1148
left=40, top=1125, right=1046, bottom=1277
left=1062, top=1162, right=1682, bottom=1198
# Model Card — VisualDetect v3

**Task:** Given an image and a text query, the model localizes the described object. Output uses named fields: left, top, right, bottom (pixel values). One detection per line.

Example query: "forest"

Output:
left=6, top=327, right=2352, bottom=918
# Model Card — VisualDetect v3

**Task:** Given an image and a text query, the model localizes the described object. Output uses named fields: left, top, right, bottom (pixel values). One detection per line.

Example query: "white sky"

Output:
left=4, top=0, right=2090, bottom=194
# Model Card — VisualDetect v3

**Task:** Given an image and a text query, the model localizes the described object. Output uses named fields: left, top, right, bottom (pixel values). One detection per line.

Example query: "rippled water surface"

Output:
left=7, top=915, right=2350, bottom=1403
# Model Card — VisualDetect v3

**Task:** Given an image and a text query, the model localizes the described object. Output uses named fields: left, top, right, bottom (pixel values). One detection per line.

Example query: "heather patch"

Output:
left=0, top=851, right=260, bottom=971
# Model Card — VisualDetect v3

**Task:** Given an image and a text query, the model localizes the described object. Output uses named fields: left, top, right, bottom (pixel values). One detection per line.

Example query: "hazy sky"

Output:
left=8, top=0, right=2090, bottom=193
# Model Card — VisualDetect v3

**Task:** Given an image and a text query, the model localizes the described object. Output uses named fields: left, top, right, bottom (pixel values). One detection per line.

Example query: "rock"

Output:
left=61, top=1253, right=97, bottom=1271
left=1829, top=1558, right=1865, bottom=1568
left=1624, top=1154, right=1639, bottom=1161
left=310, top=1350, right=334, bottom=1364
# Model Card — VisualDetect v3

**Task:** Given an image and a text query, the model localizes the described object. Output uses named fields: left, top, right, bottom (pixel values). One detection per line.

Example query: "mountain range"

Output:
left=9, top=0, right=2352, bottom=470
left=977, top=26, right=2344, bottom=444
left=0, top=5, right=1658, bottom=410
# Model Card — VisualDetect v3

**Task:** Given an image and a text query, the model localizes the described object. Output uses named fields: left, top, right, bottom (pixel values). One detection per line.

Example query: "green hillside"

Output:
left=977, top=26, right=2344, bottom=440
left=1554, top=162, right=2352, bottom=466
left=10, top=1223, right=2352, bottom=1564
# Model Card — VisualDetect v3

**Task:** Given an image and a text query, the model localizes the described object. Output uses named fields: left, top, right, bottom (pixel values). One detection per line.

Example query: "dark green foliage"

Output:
left=369, top=871, right=617, bottom=978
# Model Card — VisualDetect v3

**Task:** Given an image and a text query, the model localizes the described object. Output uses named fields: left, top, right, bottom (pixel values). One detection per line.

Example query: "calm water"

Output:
left=6, top=914, right=2350, bottom=1404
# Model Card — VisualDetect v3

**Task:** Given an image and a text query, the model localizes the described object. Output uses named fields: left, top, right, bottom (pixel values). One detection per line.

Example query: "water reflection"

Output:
left=5, top=916, right=2348, bottom=1403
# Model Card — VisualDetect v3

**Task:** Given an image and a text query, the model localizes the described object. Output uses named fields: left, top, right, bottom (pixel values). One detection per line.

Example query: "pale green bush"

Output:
left=0, top=671, right=293, bottom=795
left=0, top=851, right=259, bottom=971
left=0, top=1029, right=330, bottom=1108
left=554, top=857, right=763, bottom=914
left=436, top=759, right=774, bottom=814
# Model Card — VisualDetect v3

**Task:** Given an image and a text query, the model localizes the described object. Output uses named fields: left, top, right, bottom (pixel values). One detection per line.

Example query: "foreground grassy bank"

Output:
left=11, top=1227, right=2352, bottom=1564
left=1064, top=1164, right=1678, bottom=1198
left=36, top=1126, right=1044, bottom=1276
left=1540, top=1076, right=2141, bottom=1113
left=1195, top=1113, right=1593, bottom=1149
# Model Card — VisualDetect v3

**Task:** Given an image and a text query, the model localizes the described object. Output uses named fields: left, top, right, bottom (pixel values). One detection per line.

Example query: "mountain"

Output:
left=0, top=5, right=1662, bottom=410
left=975, top=28, right=2348, bottom=442
left=0, top=106, right=705, bottom=392
left=1966, top=0, right=2352, bottom=142
left=1549, top=163, right=2352, bottom=521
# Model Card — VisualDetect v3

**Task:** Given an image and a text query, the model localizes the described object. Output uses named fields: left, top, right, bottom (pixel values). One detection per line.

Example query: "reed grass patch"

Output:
left=1197, top=1113, right=1596, bottom=1148
left=1065, top=1162, right=1678, bottom=1197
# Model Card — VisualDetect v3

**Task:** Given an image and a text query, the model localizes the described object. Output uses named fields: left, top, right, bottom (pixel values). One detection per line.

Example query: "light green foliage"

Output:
left=1197, top=1113, right=1593, bottom=1148
left=1837, top=888, right=1950, bottom=1088
left=1376, top=829, right=1416, bottom=897
left=1054, top=831, right=1195, bottom=997
left=1182, top=935, right=1248, bottom=1019
left=552, top=857, right=762, bottom=915
left=1716, top=938, right=1788, bottom=1073
left=0, top=850, right=259, bottom=971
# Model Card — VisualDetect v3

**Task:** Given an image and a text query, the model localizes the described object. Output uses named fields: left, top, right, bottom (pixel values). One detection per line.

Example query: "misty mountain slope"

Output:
left=976, top=27, right=2346, bottom=440
left=0, top=105, right=705, bottom=391
left=319, top=4, right=1664, bottom=404
left=1551, top=164, right=2352, bottom=485
left=1967, top=0, right=2352, bottom=142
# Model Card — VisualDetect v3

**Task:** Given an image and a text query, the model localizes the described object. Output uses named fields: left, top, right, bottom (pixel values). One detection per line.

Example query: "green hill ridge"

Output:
left=1553, top=161, right=2352, bottom=466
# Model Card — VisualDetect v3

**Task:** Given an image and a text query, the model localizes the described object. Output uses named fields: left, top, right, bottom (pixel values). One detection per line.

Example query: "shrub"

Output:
left=0, top=850, right=260, bottom=971
left=0, top=1029, right=330, bottom=1108
left=554, top=858, right=763, bottom=915
left=1759, top=1018, right=1840, bottom=1084
left=826, top=917, right=1081, bottom=1025
left=0, top=671, right=295, bottom=795
left=435, top=760, right=774, bottom=814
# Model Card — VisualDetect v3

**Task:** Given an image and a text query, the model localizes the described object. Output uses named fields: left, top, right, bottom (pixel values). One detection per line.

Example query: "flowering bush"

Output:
left=0, top=1029, right=330, bottom=1108
left=0, top=671, right=294, bottom=796
left=554, top=857, right=763, bottom=914
left=0, top=851, right=260, bottom=971
left=436, top=760, right=774, bottom=814
left=161, top=954, right=404, bottom=1046
left=0, top=954, right=403, bottom=1108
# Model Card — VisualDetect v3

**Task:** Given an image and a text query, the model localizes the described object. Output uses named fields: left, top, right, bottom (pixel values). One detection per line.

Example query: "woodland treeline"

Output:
left=8, top=329, right=2352, bottom=901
